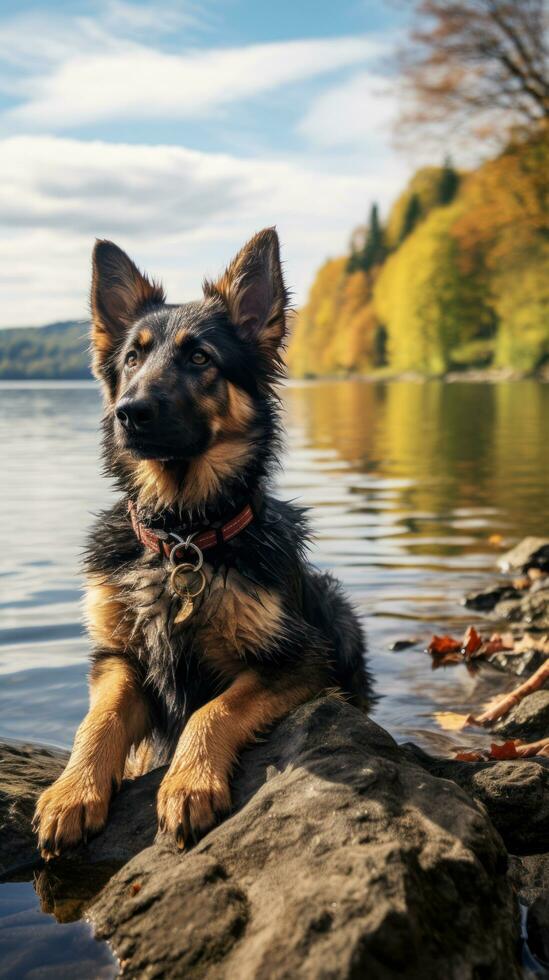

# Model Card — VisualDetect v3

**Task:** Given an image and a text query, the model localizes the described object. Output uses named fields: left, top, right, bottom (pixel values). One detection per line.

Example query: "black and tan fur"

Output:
left=34, top=228, right=371, bottom=855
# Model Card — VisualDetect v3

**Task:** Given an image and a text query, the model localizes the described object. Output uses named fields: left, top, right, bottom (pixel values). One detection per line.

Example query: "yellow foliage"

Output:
left=374, top=203, right=491, bottom=374
left=493, top=243, right=549, bottom=371
left=385, top=167, right=447, bottom=249
left=453, top=130, right=549, bottom=267
left=287, top=259, right=382, bottom=377
left=288, top=129, right=548, bottom=377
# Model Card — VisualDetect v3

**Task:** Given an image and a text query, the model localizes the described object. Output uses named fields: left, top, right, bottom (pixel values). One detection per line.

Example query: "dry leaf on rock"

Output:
left=462, top=626, right=482, bottom=658
left=489, top=740, right=520, bottom=760
left=428, top=635, right=461, bottom=655
left=434, top=712, right=472, bottom=731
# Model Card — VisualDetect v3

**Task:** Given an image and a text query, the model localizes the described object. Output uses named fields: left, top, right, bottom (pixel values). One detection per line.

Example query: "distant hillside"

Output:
left=0, top=320, right=92, bottom=379
left=287, top=128, right=549, bottom=377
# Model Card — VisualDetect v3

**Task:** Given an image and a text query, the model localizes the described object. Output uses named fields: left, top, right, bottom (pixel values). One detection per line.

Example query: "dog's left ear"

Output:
left=203, top=228, right=288, bottom=356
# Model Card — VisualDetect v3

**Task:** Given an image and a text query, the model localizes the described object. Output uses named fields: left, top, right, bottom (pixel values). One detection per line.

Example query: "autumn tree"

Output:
left=400, top=0, right=549, bottom=146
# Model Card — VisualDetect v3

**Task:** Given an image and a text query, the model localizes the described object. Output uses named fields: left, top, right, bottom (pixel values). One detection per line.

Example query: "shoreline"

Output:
left=1, top=367, right=548, bottom=386
left=290, top=365, right=549, bottom=384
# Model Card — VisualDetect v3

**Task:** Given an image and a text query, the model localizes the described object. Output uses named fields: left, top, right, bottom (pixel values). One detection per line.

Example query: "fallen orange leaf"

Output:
left=462, top=626, right=482, bottom=658
left=428, top=635, right=461, bottom=655
left=434, top=711, right=472, bottom=731
left=488, top=740, right=520, bottom=760
left=454, top=750, right=484, bottom=762
left=488, top=534, right=503, bottom=547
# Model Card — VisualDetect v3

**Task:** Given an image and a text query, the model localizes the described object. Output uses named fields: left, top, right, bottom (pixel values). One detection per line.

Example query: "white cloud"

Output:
left=298, top=70, right=398, bottom=150
left=0, top=1, right=205, bottom=78
left=0, top=5, right=409, bottom=328
left=4, top=35, right=383, bottom=130
left=102, top=0, right=206, bottom=35
left=0, top=135, right=407, bottom=326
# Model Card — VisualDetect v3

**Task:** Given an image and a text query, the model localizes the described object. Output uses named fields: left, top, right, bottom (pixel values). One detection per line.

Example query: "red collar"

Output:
left=128, top=498, right=255, bottom=560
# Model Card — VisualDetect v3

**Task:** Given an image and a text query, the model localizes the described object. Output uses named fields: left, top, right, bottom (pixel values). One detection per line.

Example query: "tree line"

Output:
left=287, top=0, right=549, bottom=378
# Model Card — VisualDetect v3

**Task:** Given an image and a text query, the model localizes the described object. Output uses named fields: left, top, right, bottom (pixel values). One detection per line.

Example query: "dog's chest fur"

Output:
left=86, top=554, right=282, bottom=694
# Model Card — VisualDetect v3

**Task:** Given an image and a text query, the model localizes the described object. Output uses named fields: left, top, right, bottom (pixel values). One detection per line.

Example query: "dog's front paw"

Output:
left=157, top=767, right=231, bottom=849
left=33, top=773, right=110, bottom=859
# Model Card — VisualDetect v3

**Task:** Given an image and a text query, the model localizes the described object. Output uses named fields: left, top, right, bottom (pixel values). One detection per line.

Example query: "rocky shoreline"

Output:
left=1, top=538, right=549, bottom=978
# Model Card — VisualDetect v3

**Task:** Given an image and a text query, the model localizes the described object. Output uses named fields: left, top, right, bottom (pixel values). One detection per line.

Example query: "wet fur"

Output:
left=34, top=229, right=372, bottom=855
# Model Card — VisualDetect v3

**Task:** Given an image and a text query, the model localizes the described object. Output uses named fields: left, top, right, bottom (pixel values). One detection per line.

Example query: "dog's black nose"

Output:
left=115, top=398, right=154, bottom=432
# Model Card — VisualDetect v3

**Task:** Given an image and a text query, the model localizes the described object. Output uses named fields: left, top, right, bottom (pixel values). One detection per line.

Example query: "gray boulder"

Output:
left=0, top=700, right=520, bottom=979
left=404, top=745, right=549, bottom=854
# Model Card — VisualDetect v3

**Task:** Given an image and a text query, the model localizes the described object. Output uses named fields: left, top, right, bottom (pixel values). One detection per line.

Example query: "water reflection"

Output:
left=1, top=380, right=548, bottom=757
left=0, top=880, right=117, bottom=978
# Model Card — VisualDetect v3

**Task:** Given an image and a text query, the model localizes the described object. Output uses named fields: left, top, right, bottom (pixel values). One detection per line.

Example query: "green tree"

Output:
left=437, top=158, right=460, bottom=205
left=399, top=193, right=422, bottom=242
left=348, top=203, right=386, bottom=273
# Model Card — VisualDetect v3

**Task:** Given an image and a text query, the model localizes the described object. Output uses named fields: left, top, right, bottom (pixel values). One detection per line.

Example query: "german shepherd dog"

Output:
left=34, top=228, right=371, bottom=856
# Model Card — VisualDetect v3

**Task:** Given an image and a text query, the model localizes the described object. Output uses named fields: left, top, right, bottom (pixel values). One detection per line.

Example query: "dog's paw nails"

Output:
left=34, top=777, right=110, bottom=857
left=157, top=770, right=231, bottom=849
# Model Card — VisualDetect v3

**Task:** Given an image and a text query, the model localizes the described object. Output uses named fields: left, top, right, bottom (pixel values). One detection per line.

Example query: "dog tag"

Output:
left=174, top=590, right=193, bottom=624
left=169, top=537, right=206, bottom=626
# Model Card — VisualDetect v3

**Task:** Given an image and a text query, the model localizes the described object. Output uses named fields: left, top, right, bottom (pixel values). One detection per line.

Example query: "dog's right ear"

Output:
left=90, top=240, right=164, bottom=379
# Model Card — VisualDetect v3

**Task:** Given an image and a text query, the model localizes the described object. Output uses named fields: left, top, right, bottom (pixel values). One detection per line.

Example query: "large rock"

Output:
left=0, top=700, right=520, bottom=979
left=404, top=745, right=549, bottom=854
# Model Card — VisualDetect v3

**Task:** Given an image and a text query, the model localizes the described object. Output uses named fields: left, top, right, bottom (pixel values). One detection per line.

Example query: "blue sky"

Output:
left=0, top=0, right=413, bottom=326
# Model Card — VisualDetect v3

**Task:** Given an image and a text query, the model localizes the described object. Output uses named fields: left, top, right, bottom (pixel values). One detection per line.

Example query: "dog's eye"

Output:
left=190, top=349, right=210, bottom=366
left=125, top=350, right=138, bottom=369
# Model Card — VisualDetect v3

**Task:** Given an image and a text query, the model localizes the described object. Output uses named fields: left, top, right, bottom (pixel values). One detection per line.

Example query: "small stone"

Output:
left=494, top=690, right=549, bottom=742
left=499, top=538, right=549, bottom=574
left=464, top=585, right=520, bottom=611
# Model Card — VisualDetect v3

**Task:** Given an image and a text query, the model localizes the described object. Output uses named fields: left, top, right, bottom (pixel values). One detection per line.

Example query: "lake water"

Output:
left=1, top=379, right=549, bottom=757
left=1, top=378, right=548, bottom=976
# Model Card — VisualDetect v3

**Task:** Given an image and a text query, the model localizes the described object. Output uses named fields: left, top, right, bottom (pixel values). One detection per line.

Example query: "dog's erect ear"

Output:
left=203, top=228, right=288, bottom=357
left=90, top=240, right=164, bottom=378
